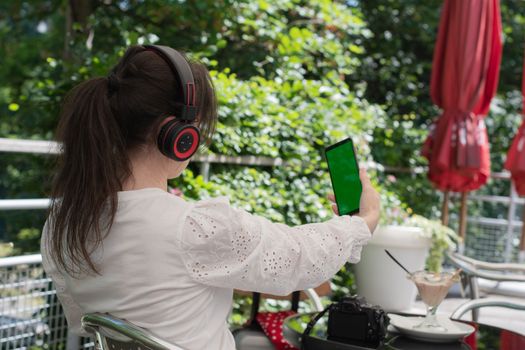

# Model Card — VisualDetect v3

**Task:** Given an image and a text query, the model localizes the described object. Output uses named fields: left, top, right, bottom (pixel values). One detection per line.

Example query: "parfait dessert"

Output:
left=409, top=270, right=461, bottom=331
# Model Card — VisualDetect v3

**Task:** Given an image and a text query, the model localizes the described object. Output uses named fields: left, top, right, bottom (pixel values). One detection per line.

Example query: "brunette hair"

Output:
left=48, top=45, right=217, bottom=274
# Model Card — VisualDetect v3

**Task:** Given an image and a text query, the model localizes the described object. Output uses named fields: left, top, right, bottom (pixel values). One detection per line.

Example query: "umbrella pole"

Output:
left=441, top=190, right=450, bottom=226
left=518, top=208, right=525, bottom=263
left=458, top=192, right=468, bottom=253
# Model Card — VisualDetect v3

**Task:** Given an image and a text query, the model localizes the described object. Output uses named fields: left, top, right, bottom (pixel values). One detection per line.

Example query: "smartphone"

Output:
left=325, top=137, right=362, bottom=216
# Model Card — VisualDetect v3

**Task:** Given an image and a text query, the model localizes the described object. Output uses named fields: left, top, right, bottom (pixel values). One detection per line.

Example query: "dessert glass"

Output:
left=409, top=270, right=460, bottom=332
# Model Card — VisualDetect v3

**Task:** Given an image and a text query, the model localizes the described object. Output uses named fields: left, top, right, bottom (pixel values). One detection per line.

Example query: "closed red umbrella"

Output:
left=505, top=122, right=525, bottom=193
left=505, top=53, right=525, bottom=195
left=504, top=50, right=525, bottom=258
left=422, top=0, right=502, bottom=240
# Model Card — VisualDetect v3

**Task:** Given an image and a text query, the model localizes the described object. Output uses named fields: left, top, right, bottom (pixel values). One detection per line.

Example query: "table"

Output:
left=282, top=312, right=525, bottom=350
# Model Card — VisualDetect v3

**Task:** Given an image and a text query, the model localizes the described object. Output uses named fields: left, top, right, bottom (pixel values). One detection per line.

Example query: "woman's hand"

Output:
left=327, top=193, right=339, bottom=215
left=357, top=168, right=380, bottom=233
left=327, top=168, right=380, bottom=233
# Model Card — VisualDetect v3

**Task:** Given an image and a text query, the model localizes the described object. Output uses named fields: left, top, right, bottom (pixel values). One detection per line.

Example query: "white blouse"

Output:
left=41, top=188, right=371, bottom=350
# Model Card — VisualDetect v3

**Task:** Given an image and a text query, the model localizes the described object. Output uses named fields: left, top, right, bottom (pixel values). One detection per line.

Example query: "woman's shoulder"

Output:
left=191, top=195, right=230, bottom=209
left=117, top=190, right=238, bottom=227
left=181, top=195, right=241, bottom=232
left=117, top=189, right=232, bottom=209
left=182, top=196, right=234, bottom=226
left=116, top=188, right=192, bottom=212
left=117, top=187, right=183, bottom=202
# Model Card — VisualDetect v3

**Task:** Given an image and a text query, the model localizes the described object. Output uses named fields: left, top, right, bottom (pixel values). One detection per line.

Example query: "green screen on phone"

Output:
left=325, top=138, right=362, bottom=216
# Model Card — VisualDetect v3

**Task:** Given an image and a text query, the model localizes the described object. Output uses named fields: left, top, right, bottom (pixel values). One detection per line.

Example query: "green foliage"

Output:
left=171, top=168, right=224, bottom=200
left=330, top=263, right=357, bottom=301
left=486, top=93, right=524, bottom=171
left=0, top=243, right=14, bottom=258
left=351, top=0, right=441, bottom=167
left=499, top=1, right=525, bottom=93
left=378, top=171, right=442, bottom=220
left=15, top=227, right=41, bottom=254
left=406, top=215, right=458, bottom=272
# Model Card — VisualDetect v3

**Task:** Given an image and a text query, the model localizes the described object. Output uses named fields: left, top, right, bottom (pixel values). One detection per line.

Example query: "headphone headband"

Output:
left=143, top=45, right=197, bottom=121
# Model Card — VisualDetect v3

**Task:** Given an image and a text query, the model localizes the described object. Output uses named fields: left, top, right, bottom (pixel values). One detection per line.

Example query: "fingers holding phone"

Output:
left=327, top=193, right=339, bottom=215
left=357, top=168, right=380, bottom=233
left=327, top=170, right=380, bottom=233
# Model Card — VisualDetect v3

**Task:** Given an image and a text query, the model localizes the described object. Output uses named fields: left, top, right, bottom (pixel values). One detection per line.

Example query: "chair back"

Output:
left=447, top=252, right=525, bottom=282
left=451, top=299, right=525, bottom=320
left=81, top=313, right=182, bottom=350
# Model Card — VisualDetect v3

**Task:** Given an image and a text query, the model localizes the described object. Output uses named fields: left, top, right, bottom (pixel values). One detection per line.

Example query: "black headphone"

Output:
left=143, top=45, right=200, bottom=161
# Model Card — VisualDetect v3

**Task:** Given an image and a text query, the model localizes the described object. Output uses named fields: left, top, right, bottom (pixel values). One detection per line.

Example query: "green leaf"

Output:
left=8, top=103, right=19, bottom=112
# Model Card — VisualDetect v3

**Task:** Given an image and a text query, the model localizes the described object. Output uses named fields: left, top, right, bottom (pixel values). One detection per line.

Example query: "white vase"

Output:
left=354, top=225, right=431, bottom=312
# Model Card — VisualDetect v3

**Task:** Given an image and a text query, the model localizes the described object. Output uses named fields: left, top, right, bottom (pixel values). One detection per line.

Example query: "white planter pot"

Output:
left=354, top=225, right=431, bottom=312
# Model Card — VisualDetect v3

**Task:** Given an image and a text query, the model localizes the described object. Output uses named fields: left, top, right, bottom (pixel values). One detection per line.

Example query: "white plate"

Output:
left=388, top=314, right=476, bottom=343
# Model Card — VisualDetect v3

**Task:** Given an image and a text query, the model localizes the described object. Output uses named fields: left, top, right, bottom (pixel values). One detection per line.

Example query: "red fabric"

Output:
left=463, top=322, right=478, bottom=350
left=504, top=49, right=525, bottom=195
left=500, top=330, right=525, bottom=350
left=256, top=311, right=299, bottom=350
left=505, top=121, right=525, bottom=195
left=422, top=0, right=502, bottom=192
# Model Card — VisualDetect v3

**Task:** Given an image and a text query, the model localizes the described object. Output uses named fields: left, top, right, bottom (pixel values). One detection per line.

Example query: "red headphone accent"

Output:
left=186, top=82, right=196, bottom=106
left=157, top=119, right=200, bottom=162
left=173, top=128, right=199, bottom=160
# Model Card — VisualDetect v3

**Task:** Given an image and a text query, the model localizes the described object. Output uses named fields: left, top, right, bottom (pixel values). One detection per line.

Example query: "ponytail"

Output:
left=47, top=46, right=217, bottom=274
left=49, top=77, right=129, bottom=274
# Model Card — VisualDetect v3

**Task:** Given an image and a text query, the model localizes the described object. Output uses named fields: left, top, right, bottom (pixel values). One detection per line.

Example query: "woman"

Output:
left=41, top=45, right=380, bottom=350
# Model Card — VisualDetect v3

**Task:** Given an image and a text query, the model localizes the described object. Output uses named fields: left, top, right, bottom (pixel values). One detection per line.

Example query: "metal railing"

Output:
left=452, top=173, right=523, bottom=263
left=0, top=254, right=95, bottom=350
left=0, top=254, right=76, bottom=349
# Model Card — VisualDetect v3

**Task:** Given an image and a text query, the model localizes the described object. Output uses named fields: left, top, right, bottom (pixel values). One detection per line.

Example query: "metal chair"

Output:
left=451, top=298, right=525, bottom=320
left=81, top=313, right=183, bottom=350
left=446, top=251, right=525, bottom=321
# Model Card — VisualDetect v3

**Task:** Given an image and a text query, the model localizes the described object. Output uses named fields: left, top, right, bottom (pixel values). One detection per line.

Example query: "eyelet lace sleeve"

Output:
left=178, top=197, right=371, bottom=295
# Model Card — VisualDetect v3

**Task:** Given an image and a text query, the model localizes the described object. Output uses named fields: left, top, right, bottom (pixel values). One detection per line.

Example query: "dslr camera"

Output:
left=327, top=295, right=389, bottom=348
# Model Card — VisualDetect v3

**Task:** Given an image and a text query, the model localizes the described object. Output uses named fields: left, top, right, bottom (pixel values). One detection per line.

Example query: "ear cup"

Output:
left=157, top=119, right=200, bottom=161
